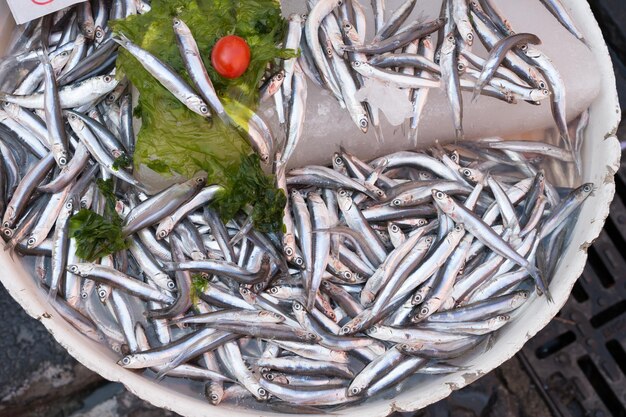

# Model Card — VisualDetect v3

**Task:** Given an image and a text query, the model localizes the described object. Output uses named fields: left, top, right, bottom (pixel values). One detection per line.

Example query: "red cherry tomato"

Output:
left=211, top=35, right=251, bottom=79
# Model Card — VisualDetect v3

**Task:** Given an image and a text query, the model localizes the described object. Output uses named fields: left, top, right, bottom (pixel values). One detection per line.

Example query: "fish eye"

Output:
left=81, top=292, right=88, bottom=299
left=420, top=306, right=429, bottom=316
left=265, top=373, right=274, bottom=380
left=392, top=199, right=401, bottom=206
left=276, top=73, right=284, bottom=80
left=359, top=118, right=368, bottom=128
left=539, top=81, right=546, bottom=89
left=542, top=89, right=550, bottom=96
left=210, top=393, right=219, bottom=402
left=104, top=76, right=112, bottom=83
left=350, top=387, right=360, bottom=395
left=294, top=302, right=302, bottom=310
left=65, top=202, right=73, bottom=210
left=173, top=19, right=180, bottom=25
left=448, top=35, right=454, bottom=42
left=284, top=246, right=293, bottom=256
left=200, top=105, right=209, bottom=114
left=520, top=44, right=528, bottom=51
left=583, top=184, right=592, bottom=192
left=391, top=224, right=399, bottom=232
left=167, top=281, right=176, bottom=290
left=61, top=51, right=69, bottom=57
left=269, top=287, right=278, bottom=294
left=27, top=237, right=36, bottom=246
left=457, top=63, right=465, bottom=72
left=436, top=191, right=445, bottom=199
left=455, top=225, right=463, bottom=231
left=462, top=169, right=471, bottom=177
left=339, top=189, right=348, bottom=197
left=70, top=265, right=79, bottom=273
left=467, top=33, right=474, bottom=41
left=258, top=388, right=267, bottom=397
left=344, top=271, right=353, bottom=280
left=240, top=288, right=249, bottom=295
left=334, top=156, right=343, bottom=165
left=426, top=236, right=434, bottom=243
left=353, top=61, right=361, bottom=67
left=158, top=230, right=167, bottom=238
left=295, top=256, right=304, bottom=266
left=122, top=357, right=131, bottom=365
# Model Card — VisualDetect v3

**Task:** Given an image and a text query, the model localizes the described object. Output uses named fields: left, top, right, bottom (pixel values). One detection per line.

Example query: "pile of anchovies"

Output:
left=0, top=0, right=595, bottom=411
left=274, top=0, right=589, bottom=146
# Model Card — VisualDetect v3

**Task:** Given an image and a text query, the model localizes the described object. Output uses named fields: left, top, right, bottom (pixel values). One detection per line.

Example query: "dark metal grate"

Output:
left=518, top=2, right=626, bottom=416
left=520, top=177, right=626, bottom=417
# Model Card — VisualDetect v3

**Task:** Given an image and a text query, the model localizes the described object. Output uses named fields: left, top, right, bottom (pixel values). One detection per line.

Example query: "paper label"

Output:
left=5, top=0, right=86, bottom=25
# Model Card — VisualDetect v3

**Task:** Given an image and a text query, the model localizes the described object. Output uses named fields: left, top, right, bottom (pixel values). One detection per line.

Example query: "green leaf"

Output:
left=191, top=273, right=209, bottom=305
left=212, top=154, right=285, bottom=232
left=112, top=153, right=133, bottom=171
left=110, top=0, right=287, bottom=233
left=68, top=209, right=129, bottom=261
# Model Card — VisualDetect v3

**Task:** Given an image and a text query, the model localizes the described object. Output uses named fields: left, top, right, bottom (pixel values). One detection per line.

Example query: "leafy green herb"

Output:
left=112, top=153, right=133, bottom=171
left=213, top=154, right=286, bottom=232
left=69, top=210, right=129, bottom=261
left=191, top=273, right=209, bottom=304
left=111, top=0, right=292, bottom=232
left=69, top=179, right=129, bottom=261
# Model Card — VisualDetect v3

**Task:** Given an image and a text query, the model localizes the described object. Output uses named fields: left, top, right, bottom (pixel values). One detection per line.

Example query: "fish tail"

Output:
left=408, top=126, right=419, bottom=147
left=471, top=87, right=481, bottom=103
left=305, top=291, right=316, bottom=311
left=47, top=286, right=58, bottom=303
left=161, top=262, right=175, bottom=271
left=155, top=367, right=172, bottom=381
left=528, top=264, right=553, bottom=302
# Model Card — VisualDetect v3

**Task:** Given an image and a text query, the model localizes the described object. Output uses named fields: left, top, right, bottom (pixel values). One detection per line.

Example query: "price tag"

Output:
left=5, top=0, right=86, bottom=25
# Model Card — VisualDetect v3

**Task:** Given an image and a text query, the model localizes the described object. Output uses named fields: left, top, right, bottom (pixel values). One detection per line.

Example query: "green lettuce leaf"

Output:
left=110, top=0, right=291, bottom=232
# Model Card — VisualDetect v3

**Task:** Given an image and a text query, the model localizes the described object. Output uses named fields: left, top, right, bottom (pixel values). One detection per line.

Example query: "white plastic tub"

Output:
left=0, top=1, right=621, bottom=416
